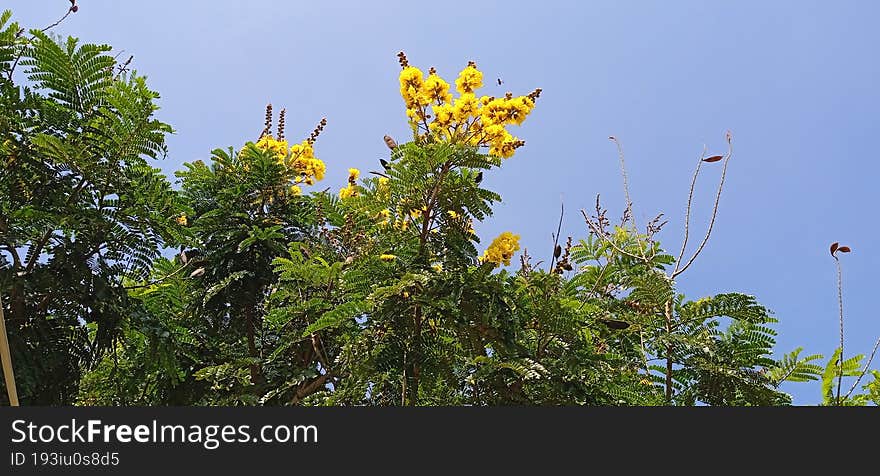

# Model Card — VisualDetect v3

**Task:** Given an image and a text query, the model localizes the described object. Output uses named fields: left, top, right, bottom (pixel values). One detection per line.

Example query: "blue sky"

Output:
left=9, top=0, right=879, bottom=405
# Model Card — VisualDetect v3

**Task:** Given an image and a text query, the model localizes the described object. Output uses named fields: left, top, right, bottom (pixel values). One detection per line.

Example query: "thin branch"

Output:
left=671, top=132, right=733, bottom=279
left=844, top=336, right=880, bottom=400
left=123, top=260, right=192, bottom=289
left=7, top=6, right=76, bottom=80
left=609, top=136, right=634, bottom=229
left=673, top=146, right=707, bottom=274
left=580, top=209, right=644, bottom=262
left=0, top=293, right=20, bottom=405
left=834, top=255, right=844, bottom=405
left=24, top=178, right=89, bottom=273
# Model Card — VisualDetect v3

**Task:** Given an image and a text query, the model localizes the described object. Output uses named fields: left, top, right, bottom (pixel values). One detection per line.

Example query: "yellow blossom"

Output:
left=339, top=184, right=357, bottom=199
left=378, top=177, right=390, bottom=191
left=432, top=103, right=454, bottom=128
left=447, top=210, right=459, bottom=219
left=289, top=185, right=302, bottom=196
left=432, top=263, right=443, bottom=272
left=480, top=231, right=521, bottom=267
left=255, top=135, right=289, bottom=160
left=420, top=72, right=453, bottom=105
left=455, top=64, right=483, bottom=95
left=376, top=208, right=391, bottom=225
left=380, top=254, right=397, bottom=262
left=410, top=208, right=423, bottom=219
left=348, top=168, right=360, bottom=182
left=452, top=93, right=479, bottom=123
left=399, top=66, right=427, bottom=108
left=175, top=214, right=188, bottom=226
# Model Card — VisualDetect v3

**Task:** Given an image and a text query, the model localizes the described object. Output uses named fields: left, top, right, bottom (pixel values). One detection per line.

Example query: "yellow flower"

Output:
left=432, top=263, right=443, bottom=272
left=447, top=210, right=459, bottom=219
left=175, top=214, right=188, bottom=226
left=452, top=93, right=479, bottom=123
left=509, top=96, right=536, bottom=126
left=432, top=103, right=454, bottom=128
left=420, top=72, right=453, bottom=105
left=455, top=64, right=483, bottom=95
left=410, top=208, right=423, bottom=219
left=378, top=176, right=390, bottom=191
left=481, top=97, right=513, bottom=126
left=376, top=208, right=391, bottom=225
left=489, top=135, right=519, bottom=159
left=339, top=184, right=357, bottom=199
left=289, top=185, right=302, bottom=196
left=480, top=231, right=521, bottom=267
left=348, top=168, right=360, bottom=182
left=255, top=135, right=289, bottom=160
left=292, top=157, right=326, bottom=182
left=400, top=66, right=426, bottom=108
left=380, top=254, right=397, bottom=262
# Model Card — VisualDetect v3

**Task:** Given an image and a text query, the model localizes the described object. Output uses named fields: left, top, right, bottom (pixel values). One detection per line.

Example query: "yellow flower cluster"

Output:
left=380, top=254, right=397, bottom=262
left=480, top=231, right=521, bottom=267
left=339, top=167, right=362, bottom=199
left=397, top=53, right=540, bottom=159
left=175, top=214, right=188, bottom=226
left=339, top=184, right=358, bottom=199
left=253, top=134, right=327, bottom=186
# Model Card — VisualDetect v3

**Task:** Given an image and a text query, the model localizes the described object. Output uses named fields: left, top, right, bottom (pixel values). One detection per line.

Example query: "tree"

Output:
left=0, top=9, right=182, bottom=404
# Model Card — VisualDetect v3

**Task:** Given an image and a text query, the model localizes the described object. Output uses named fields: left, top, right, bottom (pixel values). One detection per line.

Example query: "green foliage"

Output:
left=0, top=10, right=180, bottom=404
left=3, top=8, right=876, bottom=407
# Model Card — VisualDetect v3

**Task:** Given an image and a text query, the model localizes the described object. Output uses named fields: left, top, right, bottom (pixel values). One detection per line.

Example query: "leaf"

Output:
left=303, top=300, right=372, bottom=336
left=702, top=155, right=723, bottom=163
left=600, top=319, right=630, bottom=330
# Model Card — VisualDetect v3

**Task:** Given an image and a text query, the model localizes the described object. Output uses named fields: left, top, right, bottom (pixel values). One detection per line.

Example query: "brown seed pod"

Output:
left=384, top=135, right=398, bottom=150
left=600, top=319, right=630, bottom=330
left=702, top=155, right=723, bottom=163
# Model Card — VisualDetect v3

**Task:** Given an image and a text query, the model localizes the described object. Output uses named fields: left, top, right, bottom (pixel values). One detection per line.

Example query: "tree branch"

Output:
left=673, top=146, right=707, bottom=273
left=671, top=132, right=733, bottom=279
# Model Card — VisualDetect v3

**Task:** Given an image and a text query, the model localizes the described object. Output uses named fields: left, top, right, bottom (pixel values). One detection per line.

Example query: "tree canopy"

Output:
left=1, top=9, right=877, bottom=407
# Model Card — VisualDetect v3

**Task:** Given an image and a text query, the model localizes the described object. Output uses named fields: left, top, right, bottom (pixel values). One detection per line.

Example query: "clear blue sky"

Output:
left=9, top=0, right=879, bottom=405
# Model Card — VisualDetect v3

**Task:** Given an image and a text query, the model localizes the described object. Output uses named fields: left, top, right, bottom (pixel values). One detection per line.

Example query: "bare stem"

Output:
left=581, top=210, right=644, bottom=262
left=609, top=136, right=634, bottom=229
left=664, top=299, right=674, bottom=404
left=0, top=293, right=19, bottom=406
left=673, top=146, right=707, bottom=274
left=844, top=336, right=880, bottom=400
left=834, top=256, right=844, bottom=405
left=7, top=7, right=75, bottom=80
left=671, top=133, right=733, bottom=279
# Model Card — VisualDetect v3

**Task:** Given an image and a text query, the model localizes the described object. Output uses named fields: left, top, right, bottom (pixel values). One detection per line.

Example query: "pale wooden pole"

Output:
left=0, top=293, right=19, bottom=406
